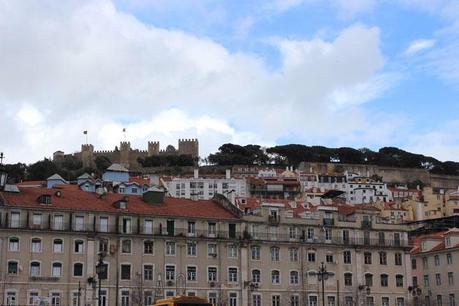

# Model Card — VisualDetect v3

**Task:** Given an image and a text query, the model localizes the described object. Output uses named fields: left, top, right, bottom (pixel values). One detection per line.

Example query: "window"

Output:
left=251, top=246, right=260, bottom=260
left=30, top=261, right=41, bottom=277
left=144, top=240, right=154, bottom=254
left=327, top=296, right=336, bottom=306
left=252, top=294, right=261, bottom=306
left=29, top=291, right=39, bottom=306
left=436, top=273, right=442, bottom=286
left=379, top=252, right=387, bottom=265
left=364, top=252, right=372, bottom=265
left=166, top=241, right=176, bottom=255
left=208, top=292, right=218, bottom=306
left=272, top=295, right=280, bottom=306
left=121, top=290, right=130, bottom=306
left=73, top=263, right=83, bottom=277
left=74, top=216, right=84, bottom=231
left=326, top=253, right=334, bottom=263
left=381, top=297, right=389, bottom=306
left=8, top=261, right=18, bottom=275
left=50, top=292, right=61, bottom=306
left=208, top=267, right=218, bottom=282
left=396, top=274, right=403, bottom=287
left=32, top=213, right=42, bottom=226
left=448, top=294, right=455, bottom=306
left=271, top=247, right=280, bottom=261
left=411, top=258, right=417, bottom=269
left=448, top=272, right=454, bottom=285
left=309, top=296, right=318, bottom=306
left=380, top=274, right=388, bottom=287
left=395, top=253, right=403, bottom=265
left=121, top=239, right=131, bottom=254
left=229, top=292, right=237, bottom=306
left=144, top=291, right=153, bottom=306
left=52, top=262, right=62, bottom=277
left=228, top=244, right=237, bottom=258
left=99, top=239, right=108, bottom=253
left=437, top=295, right=443, bottom=306
left=10, top=212, right=20, bottom=228
left=208, top=243, right=217, bottom=257
left=424, top=275, right=430, bottom=287
left=208, top=222, right=216, bottom=236
left=31, top=238, right=42, bottom=253
left=290, top=270, right=299, bottom=285
left=122, top=218, right=131, bottom=234
left=187, top=221, right=196, bottom=236
left=134, top=266, right=149, bottom=290
left=435, top=255, right=440, bottom=266
left=143, top=219, right=153, bottom=234
left=8, top=237, right=19, bottom=252
left=228, top=267, right=238, bottom=282
left=187, top=241, right=197, bottom=256
left=99, top=216, right=109, bottom=232
left=121, top=264, right=131, bottom=280
left=271, top=270, right=280, bottom=284
left=307, top=227, right=315, bottom=240
left=166, top=220, right=175, bottom=236
left=51, top=238, right=63, bottom=253
left=345, top=297, right=353, bottom=306
left=252, top=269, right=261, bottom=283
left=422, top=256, right=428, bottom=268
left=289, top=227, right=297, bottom=239
left=344, top=273, right=352, bottom=286
left=365, top=274, right=373, bottom=287
left=187, top=266, right=197, bottom=281
left=447, top=253, right=453, bottom=264
left=413, top=276, right=418, bottom=286
left=165, top=265, right=175, bottom=281
left=289, top=247, right=299, bottom=262
left=228, top=223, right=236, bottom=239
left=6, top=291, right=17, bottom=306
left=366, top=296, right=375, bottom=306
left=53, top=215, right=64, bottom=230
left=325, top=228, right=331, bottom=241
left=308, top=251, right=316, bottom=262
left=342, top=230, right=349, bottom=243
left=74, top=240, right=84, bottom=253
left=343, top=251, right=351, bottom=264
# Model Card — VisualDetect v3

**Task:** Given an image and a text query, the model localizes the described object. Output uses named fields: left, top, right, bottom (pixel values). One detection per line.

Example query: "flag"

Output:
left=83, top=130, right=87, bottom=135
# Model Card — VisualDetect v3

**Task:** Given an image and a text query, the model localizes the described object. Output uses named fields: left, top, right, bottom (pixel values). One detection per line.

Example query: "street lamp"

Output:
left=309, top=262, right=335, bottom=306
left=408, top=285, right=422, bottom=306
left=95, top=252, right=107, bottom=306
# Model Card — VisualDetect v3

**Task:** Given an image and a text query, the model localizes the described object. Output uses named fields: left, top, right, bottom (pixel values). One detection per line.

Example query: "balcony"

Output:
left=323, top=218, right=335, bottom=227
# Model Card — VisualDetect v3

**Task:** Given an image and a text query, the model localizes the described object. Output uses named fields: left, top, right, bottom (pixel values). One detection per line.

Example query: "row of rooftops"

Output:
left=411, top=228, right=459, bottom=255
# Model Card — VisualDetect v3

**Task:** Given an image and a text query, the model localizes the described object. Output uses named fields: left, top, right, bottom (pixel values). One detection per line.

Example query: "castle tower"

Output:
left=81, top=144, right=94, bottom=169
left=148, top=141, right=160, bottom=156
left=178, top=139, right=199, bottom=158
left=119, top=141, right=131, bottom=168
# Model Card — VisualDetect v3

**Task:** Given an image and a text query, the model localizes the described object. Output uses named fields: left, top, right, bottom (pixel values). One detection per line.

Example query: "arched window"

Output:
left=380, top=274, right=388, bottom=287
left=252, top=269, right=261, bottom=283
left=52, top=262, right=62, bottom=277
left=53, top=239, right=63, bottom=253
left=270, top=247, right=280, bottom=261
left=271, top=270, right=280, bottom=284
left=31, top=238, right=42, bottom=253
left=8, top=237, right=19, bottom=252
left=396, top=274, right=404, bottom=287
left=30, top=261, right=40, bottom=276
left=73, top=263, right=83, bottom=277
left=365, top=273, right=373, bottom=287
left=290, top=270, right=299, bottom=285
left=344, top=273, right=353, bottom=286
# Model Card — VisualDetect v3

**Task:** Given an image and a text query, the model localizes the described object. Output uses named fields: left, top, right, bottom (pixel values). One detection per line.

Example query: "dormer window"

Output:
left=38, top=195, right=51, bottom=205
left=113, top=200, right=127, bottom=210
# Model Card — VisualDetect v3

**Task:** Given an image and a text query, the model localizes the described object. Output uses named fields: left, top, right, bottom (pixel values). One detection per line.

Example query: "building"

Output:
left=164, top=169, right=248, bottom=202
left=0, top=179, right=411, bottom=306
left=411, top=229, right=459, bottom=306
left=53, top=139, right=199, bottom=170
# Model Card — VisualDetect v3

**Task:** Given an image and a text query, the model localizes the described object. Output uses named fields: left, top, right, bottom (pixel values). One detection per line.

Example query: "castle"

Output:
left=53, top=139, right=199, bottom=170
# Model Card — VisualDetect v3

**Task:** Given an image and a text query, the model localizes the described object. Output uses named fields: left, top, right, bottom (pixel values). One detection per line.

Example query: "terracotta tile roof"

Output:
left=1, top=187, right=238, bottom=220
left=17, top=181, right=45, bottom=187
left=128, top=176, right=150, bottom=185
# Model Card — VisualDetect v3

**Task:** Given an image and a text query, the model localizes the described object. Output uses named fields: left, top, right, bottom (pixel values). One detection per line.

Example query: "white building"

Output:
left=164, top=169, right=248, bottom=202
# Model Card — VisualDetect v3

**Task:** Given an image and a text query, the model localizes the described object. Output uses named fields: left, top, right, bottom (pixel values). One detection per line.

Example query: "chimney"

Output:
left=194, top=168, right=199, bottom=179
left=226, top=169, right=231, bottom=179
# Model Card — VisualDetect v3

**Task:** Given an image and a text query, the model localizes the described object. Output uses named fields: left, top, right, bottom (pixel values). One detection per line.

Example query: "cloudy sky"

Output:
left=1, top=0, right=459, bottom=164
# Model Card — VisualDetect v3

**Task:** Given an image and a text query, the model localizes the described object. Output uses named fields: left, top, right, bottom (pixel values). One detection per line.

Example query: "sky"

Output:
left=1, top=0, right=459, bottom=164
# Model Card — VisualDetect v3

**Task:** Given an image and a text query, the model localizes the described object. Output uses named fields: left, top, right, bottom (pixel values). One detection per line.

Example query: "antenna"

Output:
left=0, top=152, right=4, bottom=164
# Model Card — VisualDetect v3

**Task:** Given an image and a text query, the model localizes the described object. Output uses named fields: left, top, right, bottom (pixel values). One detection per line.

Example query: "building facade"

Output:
left=0, top=184, right=411, bottom=306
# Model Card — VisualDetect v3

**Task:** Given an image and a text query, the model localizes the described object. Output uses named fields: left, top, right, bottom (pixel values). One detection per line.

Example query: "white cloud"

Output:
left=331, top=0, right=376, bottom=18
left=404, top=39, right=436, bottom=55
left=0, top=0, right=395, bottom=164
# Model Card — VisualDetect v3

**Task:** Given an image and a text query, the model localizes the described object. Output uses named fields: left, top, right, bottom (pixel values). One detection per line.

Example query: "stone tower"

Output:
left=119, top=141, right=131, bottom=167
left=81, top=144, right=94, bottom=169
left=148, top=141, right=160, bottom=156
left=178, top=139, right=199, bottom=158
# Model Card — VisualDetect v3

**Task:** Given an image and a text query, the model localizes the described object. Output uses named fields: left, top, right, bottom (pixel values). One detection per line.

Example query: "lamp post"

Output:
left=95, top=252, right=107, bottom=306
left=309, top=262, right=335, bottom=306
left=408, top=285, right=422, bottom=306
